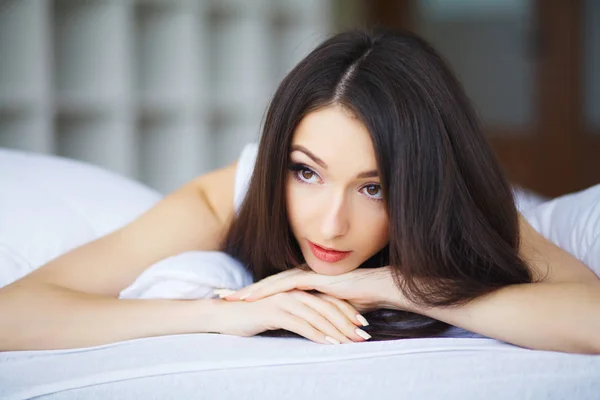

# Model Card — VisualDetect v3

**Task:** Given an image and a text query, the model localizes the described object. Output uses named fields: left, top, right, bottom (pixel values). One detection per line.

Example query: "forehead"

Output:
left=291, top=106, right=377, bottom=166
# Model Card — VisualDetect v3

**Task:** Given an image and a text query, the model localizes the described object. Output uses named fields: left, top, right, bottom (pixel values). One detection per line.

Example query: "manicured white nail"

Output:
left=239, top=292, right=252, bottom=300
left=356, top=314, right=369, bottom=327
left=325, top=336, right=341, bottom=345
left=356, top=328, right=371, bottom=340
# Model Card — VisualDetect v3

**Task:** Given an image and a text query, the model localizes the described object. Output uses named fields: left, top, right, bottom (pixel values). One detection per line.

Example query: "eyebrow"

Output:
left=290, top=144, right=379, bottom=179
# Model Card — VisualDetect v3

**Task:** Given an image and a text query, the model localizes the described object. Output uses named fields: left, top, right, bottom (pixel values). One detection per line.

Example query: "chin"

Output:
left=304, top=257, right=358, bottom=276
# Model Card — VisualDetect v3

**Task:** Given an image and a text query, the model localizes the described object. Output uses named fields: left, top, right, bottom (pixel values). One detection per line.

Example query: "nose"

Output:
left=320, top=190, right=350, bottom=241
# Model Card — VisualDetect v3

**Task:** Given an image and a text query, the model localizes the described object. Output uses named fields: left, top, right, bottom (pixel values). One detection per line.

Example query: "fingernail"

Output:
left=355, top=328, right=371, bottom=340
left=325, top=336, right=341, bottom=345
left=356, top=314, right=369, bottom=327
left=239, top=292, right=252, bottom=300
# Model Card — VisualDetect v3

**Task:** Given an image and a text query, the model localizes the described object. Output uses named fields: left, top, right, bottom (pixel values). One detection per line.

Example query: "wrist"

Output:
left=190, top=298, right=228, bottom=334
left=376, top=286, right=405, bottom=311
left=372, top=268, right=415, bottom=312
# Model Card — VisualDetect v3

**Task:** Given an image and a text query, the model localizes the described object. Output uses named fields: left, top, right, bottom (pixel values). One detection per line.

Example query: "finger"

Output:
left=223, top=269, right=302, bottom=301
left=247, top=274, right=314, bottom=302
left=280, top=292, right=354, bottom=344
left=221, top=281, right=266, bottom=301
left=314, top=293, right=370, bottom=327
left=277, top=313, right=341, bottom=345
left=226, top=270, right=314, bottom=302
left=293, top=291, right=371, bottom=342
left=213, top=288, right=236, bottom=298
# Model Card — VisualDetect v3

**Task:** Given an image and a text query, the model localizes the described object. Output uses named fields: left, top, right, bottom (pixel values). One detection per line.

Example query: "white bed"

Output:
left=3, top=333, right=600, bottom=400
left=1, top=148, right=600, bottom=400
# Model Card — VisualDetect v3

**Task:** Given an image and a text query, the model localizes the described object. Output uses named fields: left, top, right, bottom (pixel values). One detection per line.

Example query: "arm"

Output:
left=16, top=162, right=237, bottom=298
left=404, top=281, right=600, bottom=354
left=0, top=161, right=237, bottom=351
left=0, top=281, right=223, bottom=351
left=219, top=212, right=600, bottom=354
left=225, top=269, right=600, bottom=353
left=388, top=214, right=600, bottom=355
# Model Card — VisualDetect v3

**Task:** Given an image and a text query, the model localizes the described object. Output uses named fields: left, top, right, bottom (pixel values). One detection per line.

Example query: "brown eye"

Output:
left=361, top=184, right=382, bottom=199
left=366, top=185, right=379, bottom=195
left=301, top=169, right=314, bottom=180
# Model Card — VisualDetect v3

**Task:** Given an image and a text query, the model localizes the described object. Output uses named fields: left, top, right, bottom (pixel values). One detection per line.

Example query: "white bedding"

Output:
left=2, top=148, right=600, bottom=399
left=2, top=333, right=600, bottom=400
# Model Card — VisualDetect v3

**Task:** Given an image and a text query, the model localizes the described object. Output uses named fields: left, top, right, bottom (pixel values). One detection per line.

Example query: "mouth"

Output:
left=307, top=240, right=352, bottom=263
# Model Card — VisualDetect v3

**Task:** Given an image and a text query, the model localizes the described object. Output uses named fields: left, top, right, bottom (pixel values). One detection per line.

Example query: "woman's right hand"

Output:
left=212, top=289, right=371, bottom=344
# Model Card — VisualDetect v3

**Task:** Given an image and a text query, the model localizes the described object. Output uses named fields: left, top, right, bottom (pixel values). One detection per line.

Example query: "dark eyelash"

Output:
left=288, top=163, right=315, bottom=184
left=288, top=163, right=308, bottom=172
left=288, top=163, right=384, bottom=202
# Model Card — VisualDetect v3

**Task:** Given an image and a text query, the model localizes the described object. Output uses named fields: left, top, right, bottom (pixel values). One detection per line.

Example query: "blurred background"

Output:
left=0, top=0, right=598, bottom=197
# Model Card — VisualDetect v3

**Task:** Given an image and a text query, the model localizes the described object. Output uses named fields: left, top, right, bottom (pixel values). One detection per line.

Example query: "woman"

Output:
left=1, top=27, right=598, bottom=353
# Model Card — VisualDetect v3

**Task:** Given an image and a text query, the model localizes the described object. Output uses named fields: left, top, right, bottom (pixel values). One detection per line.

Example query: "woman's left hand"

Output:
left=222, top=265, right=406, bottom=314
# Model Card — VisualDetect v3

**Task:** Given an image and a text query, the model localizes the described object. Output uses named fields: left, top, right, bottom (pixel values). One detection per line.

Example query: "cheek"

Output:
left=356, top=209, right=389, bottom=251
left=285, top=181, right=308, bottom=230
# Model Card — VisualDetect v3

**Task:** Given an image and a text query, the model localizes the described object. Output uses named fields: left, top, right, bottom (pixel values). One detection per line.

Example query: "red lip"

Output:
left=308, top=241, right=352, bottom=263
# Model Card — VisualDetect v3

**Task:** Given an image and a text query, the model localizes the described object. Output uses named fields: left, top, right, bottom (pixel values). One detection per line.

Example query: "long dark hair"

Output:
left=222, top=27, right=544, bottom=341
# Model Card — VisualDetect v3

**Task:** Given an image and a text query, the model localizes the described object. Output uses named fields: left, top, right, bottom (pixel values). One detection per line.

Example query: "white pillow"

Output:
left=521, top=183, right=600, bottom=277
left=512, top=185, right=549, bottom=212
left=0, top=148, right=253, bottom=295
left=0, top=148, right=161, bottom=288
left=118, top=251, right=253, bottom=299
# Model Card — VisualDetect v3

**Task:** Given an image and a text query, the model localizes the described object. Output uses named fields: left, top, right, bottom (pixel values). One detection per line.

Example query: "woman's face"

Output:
left=286, top=105, right=390, bottom=275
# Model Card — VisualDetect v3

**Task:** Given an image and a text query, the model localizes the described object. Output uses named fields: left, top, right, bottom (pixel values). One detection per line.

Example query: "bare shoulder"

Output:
left=146, top=159, right=239, bottom=253
left=16, top=160, right=239, bottom=297
left=190, top=160, right=238, bottom=227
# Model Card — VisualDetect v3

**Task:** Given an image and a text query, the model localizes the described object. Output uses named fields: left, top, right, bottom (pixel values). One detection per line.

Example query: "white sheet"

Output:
left=2, top=333, right=600, bottom=400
